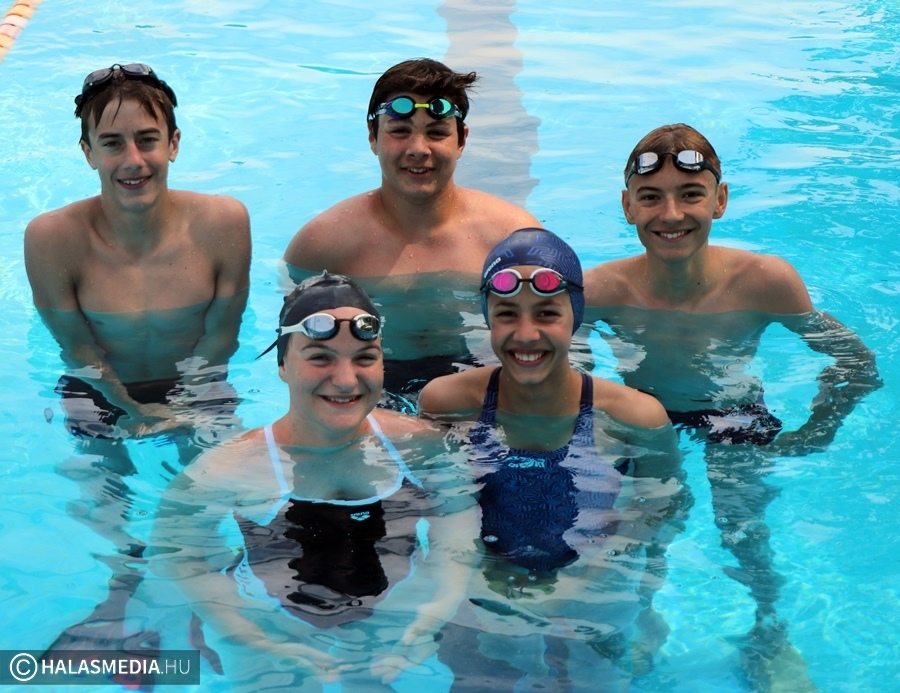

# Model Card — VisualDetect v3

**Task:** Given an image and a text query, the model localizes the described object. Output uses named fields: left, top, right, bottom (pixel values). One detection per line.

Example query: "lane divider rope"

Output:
left=0, top=0, right=42, bottom=66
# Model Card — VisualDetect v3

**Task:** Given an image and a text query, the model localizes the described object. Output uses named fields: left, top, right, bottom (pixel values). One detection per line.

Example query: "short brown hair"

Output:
left=367, top=58, right=477, bottom=146
left=75, top=72, right=178, bottom=145
left=624, top=123, right=721, bottom=183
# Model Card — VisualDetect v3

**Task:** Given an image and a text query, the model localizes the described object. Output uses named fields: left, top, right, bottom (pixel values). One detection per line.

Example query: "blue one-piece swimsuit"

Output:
left=230, top=415, right=431, bottom=629
left=469, top=368, right=625, bottom=573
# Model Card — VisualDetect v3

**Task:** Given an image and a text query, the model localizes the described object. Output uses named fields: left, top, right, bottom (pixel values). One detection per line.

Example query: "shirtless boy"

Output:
left=284, top=58, right=539, bottom=396
left=25, top=63, right=250, bottom=439
left=583, top=123, right=880, bottom=690
left=24, top=63, right=250, bottom=655
left=583, top=123, right=880, bottom=452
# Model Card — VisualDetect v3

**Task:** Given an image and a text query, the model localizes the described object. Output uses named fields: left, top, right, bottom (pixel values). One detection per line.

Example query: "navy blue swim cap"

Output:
left=257, top=272, right=380, bottom=365
left=480, top=228, right=584, bottom=333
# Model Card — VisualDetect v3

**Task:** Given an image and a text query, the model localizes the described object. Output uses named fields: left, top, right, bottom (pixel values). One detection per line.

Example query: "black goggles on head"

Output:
left=74, top=63, right=178, bottom=108
left=625, top=150, right=721, bottom=185
left=281, top=313, right=382, bottom=341
left=255, top=313, right=382, bottom=361
left=369, top=96, right=463, bottom=121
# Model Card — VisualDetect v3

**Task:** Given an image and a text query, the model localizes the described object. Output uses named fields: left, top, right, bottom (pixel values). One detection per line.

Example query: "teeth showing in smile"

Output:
left=658, top=230, right=688, bottom=240
left=407, top=167, right=428, bottom=173
left=514, top=352, right=543, bottom=362
left=121, top=178, right=147, bottom=185
left=323, top=395, right=359, bottom=404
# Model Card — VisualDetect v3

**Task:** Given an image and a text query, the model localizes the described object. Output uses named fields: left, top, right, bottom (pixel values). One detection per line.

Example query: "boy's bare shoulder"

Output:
left=458, top=187, right=540, bottom=230
left=26, top=198, right=94, bottom=236
left=583, top=255, right=645, bottom=306
left=284, top=191, right=380, bottom=271
left=175, top=190, right=249, bottom=233
left=24, top=199, right=98, bottom=267
left=717, top=247, right=812, bottom=314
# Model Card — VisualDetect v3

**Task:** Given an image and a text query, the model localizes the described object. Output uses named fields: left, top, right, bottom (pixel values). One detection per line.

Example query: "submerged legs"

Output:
left=704, top=442, right=816, bottom=692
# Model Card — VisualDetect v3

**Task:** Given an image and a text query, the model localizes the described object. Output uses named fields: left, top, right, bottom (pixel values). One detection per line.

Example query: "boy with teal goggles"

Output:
left=368, top=95, right=463, bottom=121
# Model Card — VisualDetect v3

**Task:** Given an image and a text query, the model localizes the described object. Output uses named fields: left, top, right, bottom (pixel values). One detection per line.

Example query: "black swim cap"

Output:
left=258, top=272, right=380, bottom=365
left=480, top=228, right=584, bottom=333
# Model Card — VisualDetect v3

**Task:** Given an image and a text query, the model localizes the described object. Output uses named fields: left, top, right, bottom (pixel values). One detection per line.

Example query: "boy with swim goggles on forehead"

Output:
left=365, top=57, right=474, bottom=146
left=75, top=62, right=178, bottom=109
left=625, top=149, right=721, bottom=185
left=72, top=62, right=179, bottom=144
left=368, top=96, right=463, bottom=122
left=27, top=59, right=252, bottom=669
left=283, top=58, right=542, bottom=403
left=582, top=123, right=880, bottom=689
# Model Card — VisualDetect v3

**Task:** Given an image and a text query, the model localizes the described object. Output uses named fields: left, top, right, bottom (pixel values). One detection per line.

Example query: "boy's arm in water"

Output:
left=182, top=196, right=251, bottom=385
left=771, top=310, right=882, bottom=455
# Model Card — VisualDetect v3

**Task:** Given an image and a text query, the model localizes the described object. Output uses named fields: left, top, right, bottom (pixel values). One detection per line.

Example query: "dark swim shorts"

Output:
left=667, top=402, right=783, bottom=446
left=55, top=375, right=237, bottom=440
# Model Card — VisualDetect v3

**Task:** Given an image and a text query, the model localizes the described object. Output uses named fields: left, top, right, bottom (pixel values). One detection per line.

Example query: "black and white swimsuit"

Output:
left=231, top=415, right=431, bottom=628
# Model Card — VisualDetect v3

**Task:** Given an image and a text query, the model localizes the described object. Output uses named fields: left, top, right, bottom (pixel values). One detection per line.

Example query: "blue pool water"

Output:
left=1, top=1, right=898, bottom=691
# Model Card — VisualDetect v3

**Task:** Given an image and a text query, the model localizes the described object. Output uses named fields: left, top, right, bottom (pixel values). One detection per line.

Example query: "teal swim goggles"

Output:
left=625, top=150, right=721, bottom=185
left=75, top=63, right=178, bottom=108
left=369, top=95, right=463, bottom=121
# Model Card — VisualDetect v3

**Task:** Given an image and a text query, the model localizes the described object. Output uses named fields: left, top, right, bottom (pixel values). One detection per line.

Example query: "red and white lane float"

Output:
left=0, top=0, right=42, bottom=65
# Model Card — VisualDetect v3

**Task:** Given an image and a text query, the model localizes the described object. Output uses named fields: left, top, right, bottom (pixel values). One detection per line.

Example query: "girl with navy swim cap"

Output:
left=419, top=228, right=681, bottom=685
left=421, top=227, right=669, bottom=441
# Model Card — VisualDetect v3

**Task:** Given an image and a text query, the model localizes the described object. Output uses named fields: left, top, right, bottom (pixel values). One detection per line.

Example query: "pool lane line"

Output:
left=0, top=0, right=42, bottom=66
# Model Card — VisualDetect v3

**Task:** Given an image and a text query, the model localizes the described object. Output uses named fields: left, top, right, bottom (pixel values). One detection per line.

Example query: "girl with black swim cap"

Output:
left=152, top=272, right=470, bottom=690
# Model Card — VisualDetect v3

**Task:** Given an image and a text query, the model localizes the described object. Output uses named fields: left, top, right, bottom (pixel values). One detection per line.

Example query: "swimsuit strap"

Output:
left=477, top=368, right=503, bottom=427
left=264, top=424, right=291, bottom=497
left=570, top=373, right=595, bottom=447
left=262, top=418, right=420, bottom=508
left=471, top=369, right=594, bottom=451
left=468, top=368, right=502, bottom=447
left=366, top=413, right=422, bottom=487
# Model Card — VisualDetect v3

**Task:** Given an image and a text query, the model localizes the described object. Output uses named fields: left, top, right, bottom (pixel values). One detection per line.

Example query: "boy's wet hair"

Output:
left=623, top=123, right=721, bottom=183
left=75, top=73, right=178, bottom=145
left=367, top=58, right=477, bottom=146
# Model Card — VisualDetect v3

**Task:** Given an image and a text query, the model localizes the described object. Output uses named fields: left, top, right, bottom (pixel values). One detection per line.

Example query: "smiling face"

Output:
left=622, top=157, right=728, bottom=262
left=279, top=306, right=384, bottom=447
left=81, top=97, right=180, bottom=213
left=487, top=266, right=574, bottom=387
left=368, top=92, right=467, bottom=200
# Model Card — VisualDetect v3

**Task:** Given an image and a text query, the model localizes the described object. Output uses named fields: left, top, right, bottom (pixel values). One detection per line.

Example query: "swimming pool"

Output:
left=1, top=0, right=898, bottom=691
